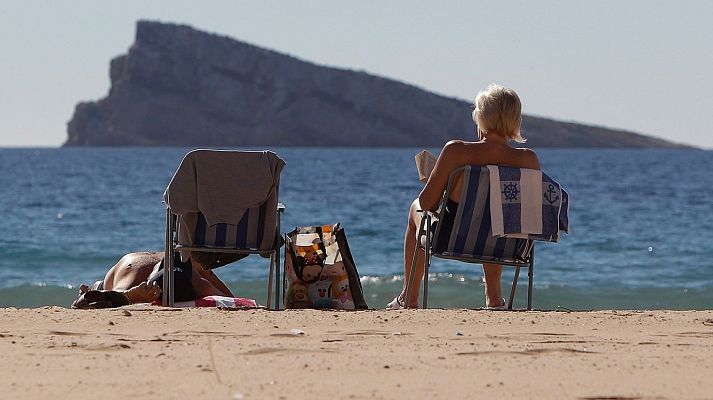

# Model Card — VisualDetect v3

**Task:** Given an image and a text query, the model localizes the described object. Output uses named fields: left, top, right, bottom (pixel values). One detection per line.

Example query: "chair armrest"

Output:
left=414, top=210, right=437, bottom=250
left=415, top=210, right=435, bottom=237
left=417, top=209, right=439, bottom=219
left=277, top=202, right=285, bottom=213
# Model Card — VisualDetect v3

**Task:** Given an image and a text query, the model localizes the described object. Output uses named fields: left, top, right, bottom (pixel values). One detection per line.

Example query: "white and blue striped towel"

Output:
left=487, top=165, right=569, bottom=242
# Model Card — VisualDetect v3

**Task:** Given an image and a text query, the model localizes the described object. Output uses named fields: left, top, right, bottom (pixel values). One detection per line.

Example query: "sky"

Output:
left=1, top=0, right=711, bottom=148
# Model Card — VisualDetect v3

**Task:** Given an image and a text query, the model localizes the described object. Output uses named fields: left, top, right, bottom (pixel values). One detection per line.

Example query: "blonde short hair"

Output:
left=472, top=84, right=525, bottom=143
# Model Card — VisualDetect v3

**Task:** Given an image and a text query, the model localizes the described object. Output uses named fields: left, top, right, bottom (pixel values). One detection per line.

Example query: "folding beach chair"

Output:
left=412, top=165, right=568, bottom=310
left=162, top=149, right=286, bottom=309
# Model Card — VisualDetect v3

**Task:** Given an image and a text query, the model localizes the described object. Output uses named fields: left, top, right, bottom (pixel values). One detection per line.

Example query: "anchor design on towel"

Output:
left=544, top=183, right=560, bottom=204
left=502, top=182, right=520, bottom=202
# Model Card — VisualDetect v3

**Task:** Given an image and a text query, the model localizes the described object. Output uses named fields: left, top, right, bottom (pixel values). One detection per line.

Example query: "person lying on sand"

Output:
left=73, top=251, right=234, bottom=308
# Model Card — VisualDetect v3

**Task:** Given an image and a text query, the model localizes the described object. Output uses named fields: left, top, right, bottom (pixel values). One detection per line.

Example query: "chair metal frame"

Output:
left=409, top=166, right=536, bottom=310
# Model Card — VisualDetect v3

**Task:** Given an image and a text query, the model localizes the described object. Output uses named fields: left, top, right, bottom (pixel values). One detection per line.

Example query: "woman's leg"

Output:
left=193, top=261, right=234, bottom=297
left=400, top=199, right=425, bottom=308
left=483, top=263, right=504, bottom=307
left=190, top=261, right=230, bottom=298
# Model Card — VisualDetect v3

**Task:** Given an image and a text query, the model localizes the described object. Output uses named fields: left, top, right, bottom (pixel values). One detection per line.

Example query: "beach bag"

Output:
left=284, top=224, right=368, bottom=310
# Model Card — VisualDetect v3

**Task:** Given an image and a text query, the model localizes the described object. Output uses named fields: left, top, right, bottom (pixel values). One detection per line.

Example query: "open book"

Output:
left=415, top=150, right=437, bottom=183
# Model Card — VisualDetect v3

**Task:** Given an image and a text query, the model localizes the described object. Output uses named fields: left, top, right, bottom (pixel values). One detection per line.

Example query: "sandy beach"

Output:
left=1, top=307, right=712, bottom=399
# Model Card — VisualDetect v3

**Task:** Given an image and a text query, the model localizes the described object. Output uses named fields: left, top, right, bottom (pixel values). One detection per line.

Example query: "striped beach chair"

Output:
left=415, top=165, right=568, bottom=310
left=163, top=150, right=285, bottom=308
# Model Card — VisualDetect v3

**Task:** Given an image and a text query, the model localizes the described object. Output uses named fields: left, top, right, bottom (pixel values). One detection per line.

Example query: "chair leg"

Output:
left=422, top=213, right=432, bottom=309
left=163, top=209, right=175, bottom=307
left=267, top=253, right=275, bottom=310
left=275, top=210, right=282, bottom=310
left=423, top=249, right=431, bottom=309
left=275, top=248, right=281, bottom=310
left=282, top=233, right=287, bottom=306
left=508, top=266, right=520, bottom=310
left=527, top=264, right=533, bottom=311
left=527, top=246, right=535, bottom=311
left=162, top=209, right=169, bottom=307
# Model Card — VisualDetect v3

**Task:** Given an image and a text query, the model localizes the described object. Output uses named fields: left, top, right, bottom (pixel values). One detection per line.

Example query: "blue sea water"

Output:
left=0, top=147, right=711, bottom=310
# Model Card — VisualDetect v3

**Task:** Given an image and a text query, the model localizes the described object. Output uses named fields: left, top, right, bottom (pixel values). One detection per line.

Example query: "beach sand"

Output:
left=1, top=307, right=712, bottom=399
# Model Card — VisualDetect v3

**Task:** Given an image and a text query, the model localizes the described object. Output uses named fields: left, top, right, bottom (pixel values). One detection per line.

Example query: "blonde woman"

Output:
left=387, top=84, right=540, bottom=310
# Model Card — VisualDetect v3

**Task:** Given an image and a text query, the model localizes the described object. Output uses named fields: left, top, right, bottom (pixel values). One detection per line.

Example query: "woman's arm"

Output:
left=417, top=141, right=460, bottom=212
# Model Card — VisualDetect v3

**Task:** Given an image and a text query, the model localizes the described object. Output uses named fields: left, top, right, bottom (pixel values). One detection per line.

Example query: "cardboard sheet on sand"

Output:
left=1, top=307, right=712, bottom=399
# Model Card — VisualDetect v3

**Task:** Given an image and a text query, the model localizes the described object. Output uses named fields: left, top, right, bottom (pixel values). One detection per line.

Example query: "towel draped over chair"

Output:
left=419, top=164, right=569, bottom=310
left=162, top=149, right=286, bottom=308
left=164, top=150, right=285, bottom=268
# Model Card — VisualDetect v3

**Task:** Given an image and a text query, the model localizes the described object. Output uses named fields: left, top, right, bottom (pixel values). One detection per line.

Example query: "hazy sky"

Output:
left=1, top=1, right=711, bottom=148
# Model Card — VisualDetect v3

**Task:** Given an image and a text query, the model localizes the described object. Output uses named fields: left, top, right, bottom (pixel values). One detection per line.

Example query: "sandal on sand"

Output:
left=485, top=297, right=507, bottom=311
left=72, top=290, right=130, bottom=309
left=385, top=295, right=406, bottom=310
left=102, top=290, right=131, bottom=307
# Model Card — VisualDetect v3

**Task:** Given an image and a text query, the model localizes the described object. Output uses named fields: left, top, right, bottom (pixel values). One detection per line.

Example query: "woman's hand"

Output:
left=418, top=141, right=459, bottom=212
left=124, top=281, right=162, bottom=303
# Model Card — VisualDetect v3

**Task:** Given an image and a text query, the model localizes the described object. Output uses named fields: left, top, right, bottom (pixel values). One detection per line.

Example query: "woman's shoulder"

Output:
left=513, top=147, right=540, bottom=169
left=443, top=139, right=482, bottom=152
left=442, top=140, right=482, bottom=161
left=444, top=139, right=469, bottom=148
left=514, top=146, right=537, bottom=155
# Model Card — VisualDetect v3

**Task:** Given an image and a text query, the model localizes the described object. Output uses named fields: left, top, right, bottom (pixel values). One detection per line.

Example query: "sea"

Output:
left=0, top=147, right=711, bottom=310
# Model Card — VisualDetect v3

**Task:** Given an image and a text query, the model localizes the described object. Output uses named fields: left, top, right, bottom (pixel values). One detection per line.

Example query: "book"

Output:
left=415, top=150, right=437, bottom=183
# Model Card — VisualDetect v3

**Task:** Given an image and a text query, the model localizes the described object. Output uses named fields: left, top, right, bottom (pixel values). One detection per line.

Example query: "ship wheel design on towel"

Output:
left=502, top=182, right=520, bottom=202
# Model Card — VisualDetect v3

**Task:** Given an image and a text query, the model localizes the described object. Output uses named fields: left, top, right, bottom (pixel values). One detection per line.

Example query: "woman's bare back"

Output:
left=419, top=139, right=540, bottom=210
left=447, top=140, right=540, bottom=202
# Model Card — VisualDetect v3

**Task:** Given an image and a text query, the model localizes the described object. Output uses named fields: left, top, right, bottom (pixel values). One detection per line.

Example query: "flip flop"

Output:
left=484, top=297, right=507, bottom=311
left=71, top=290, right=130, bottom=309
left=385, top=295, right=406, bottom=310
left=87, top=301, right=113, bottom=309
left=102, top=290, right=130, bottom=307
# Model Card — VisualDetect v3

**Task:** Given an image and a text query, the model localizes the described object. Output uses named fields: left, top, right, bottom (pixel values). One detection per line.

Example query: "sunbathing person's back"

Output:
left=102, top=252, right=162, bottom=293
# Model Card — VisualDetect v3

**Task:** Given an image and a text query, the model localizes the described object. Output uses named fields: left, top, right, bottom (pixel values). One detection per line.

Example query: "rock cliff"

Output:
left=65, top=21, right=686, bottom=148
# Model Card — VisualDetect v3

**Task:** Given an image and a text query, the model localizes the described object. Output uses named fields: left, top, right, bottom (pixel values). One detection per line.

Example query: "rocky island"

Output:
left=65, top=21, right=686, bottom=148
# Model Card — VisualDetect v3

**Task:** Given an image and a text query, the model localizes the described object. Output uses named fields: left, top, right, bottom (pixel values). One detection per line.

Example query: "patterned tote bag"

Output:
left=284, top=224, right=368, bottom=310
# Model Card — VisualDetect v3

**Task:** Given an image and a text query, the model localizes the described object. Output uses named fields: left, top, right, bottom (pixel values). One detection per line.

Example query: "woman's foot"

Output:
left=386, top=292, right=420, bottom=310
left=386, top=295, right=406, bottom=310
left=485, top=297, right=507, bottom=310
left=386, top=294, right=406, bottom=311
left=482, top=263, right=504, bottom=309
left=78, top=284, right=90, bottom=295
left=483, top=273, right=504, bottom=310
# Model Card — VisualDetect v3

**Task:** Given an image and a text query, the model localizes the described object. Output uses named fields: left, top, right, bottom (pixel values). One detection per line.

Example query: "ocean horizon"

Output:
left=1, top=147, right=711, bottom=310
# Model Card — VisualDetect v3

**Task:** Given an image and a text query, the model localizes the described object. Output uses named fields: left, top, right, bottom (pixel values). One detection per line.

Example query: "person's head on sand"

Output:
left=472, top=83, right=525, bottom=143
